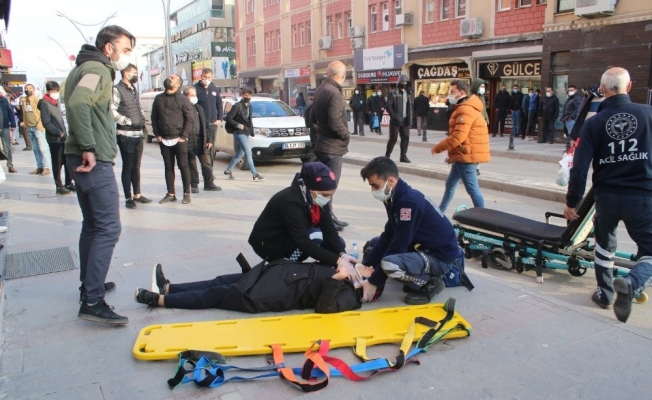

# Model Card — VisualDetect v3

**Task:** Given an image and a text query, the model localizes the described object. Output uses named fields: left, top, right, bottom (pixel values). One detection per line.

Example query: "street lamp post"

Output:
left=47, top=36, right=75, bottom=69
left=56, top=11, right=118, bottom=44
left=162, top=0, right=173, bottom=77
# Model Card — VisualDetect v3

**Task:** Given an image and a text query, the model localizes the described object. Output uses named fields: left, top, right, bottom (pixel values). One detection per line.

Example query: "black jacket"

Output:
left=151, top=91, right=194, bottom=140
left=510, top=91, right=524, bottom=112
left=310, top=78, right=350, bottom=156
left=386, top=88, right=412, bottom=127
left=189, top=104, right=212, bottom=152
left=561, top=92, right=583, bottom=122
left=219, top=259, right=361, bottom=314
left=349, top=92, right=366, bottom=112
left=493, top=90, right=511, bottom=111
left=0, top=97, right=16, bottom=129
left=567, top=95, right=652, bottom=207
left=413, top=94, right=430, bottom=117
left=367, top=95, right=385, bottom=115
left=539, top=95, right=560, bottom=120
left=225, top=100, right=254, bottom=136
left=248, top=174, right=345, bottom=266
left=193, top=82, right=223, bottom=123
left=37, top=98, right=67, bottom=143
left=296, top=94, right=306, bottom=107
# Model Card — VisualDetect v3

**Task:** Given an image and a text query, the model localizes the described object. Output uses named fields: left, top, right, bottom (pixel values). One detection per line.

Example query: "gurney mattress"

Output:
left=453, top=208, right=566, bottom=243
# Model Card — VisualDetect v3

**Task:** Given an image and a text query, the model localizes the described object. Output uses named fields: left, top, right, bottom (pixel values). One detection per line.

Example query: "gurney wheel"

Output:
left=488, top=248, right=511, bottom=270
left=635, top=293, right=648, bottom=304
left=568, top=264, right=587, bottom=277
left=481, top=251, right=489, bottom=269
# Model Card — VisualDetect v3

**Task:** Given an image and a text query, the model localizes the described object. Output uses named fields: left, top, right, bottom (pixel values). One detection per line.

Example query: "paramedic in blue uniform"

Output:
left=358, top=156, right=468, bottom=305
left=564, top=67, right=652, bottom=323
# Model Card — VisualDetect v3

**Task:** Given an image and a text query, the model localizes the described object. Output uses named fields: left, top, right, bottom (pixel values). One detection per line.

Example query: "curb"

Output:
left=349, top=134, right=563, bottom=164
left=342, top=154, right=568, bottom=203
left=0, top=211, right=8, bottom=361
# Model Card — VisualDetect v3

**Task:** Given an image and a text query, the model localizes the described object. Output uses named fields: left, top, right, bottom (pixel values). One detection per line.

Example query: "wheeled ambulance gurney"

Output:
left=451, top=188, right=648, bottom=302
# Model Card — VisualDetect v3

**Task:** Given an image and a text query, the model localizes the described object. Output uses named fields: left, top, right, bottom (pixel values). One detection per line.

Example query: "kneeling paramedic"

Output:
left=248, top=162, right=358, bottom=277
left=358, top=157, right=473, bottom=305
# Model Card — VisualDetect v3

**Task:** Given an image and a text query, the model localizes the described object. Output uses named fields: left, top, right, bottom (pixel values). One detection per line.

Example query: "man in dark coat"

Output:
left=309, top=60, right=351, bottom=229
left=385, top=74, right=412, bottom=163
left=349, top=86, right=366, bottom=136
left=493, top=85, right=511, bottom=137
left=367, top=89, right=386, bottom=134
left=413, top=90, right=430, bottom=142
left=183, top=86, right=221, bottom=192
left=539, top=86, right=560, bottom=144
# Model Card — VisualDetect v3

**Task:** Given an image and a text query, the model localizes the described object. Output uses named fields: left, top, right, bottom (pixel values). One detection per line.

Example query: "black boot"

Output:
left=331, top=212, right=349, bottom=227
left=593, top=265, right=615, bottom=307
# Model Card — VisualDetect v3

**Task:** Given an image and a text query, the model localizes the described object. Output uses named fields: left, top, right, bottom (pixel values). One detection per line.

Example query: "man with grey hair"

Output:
left=565, top=67, right=652, bottom=323
left=309, top=60, right=351, bottom=230
left=182, top=86, right=220, bottom=192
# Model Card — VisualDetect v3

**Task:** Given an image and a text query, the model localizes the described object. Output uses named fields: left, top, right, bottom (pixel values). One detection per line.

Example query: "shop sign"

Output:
left=354, top=44, right=407, bottom=71
left=415, top=63, right=469, bottom=79
left=175, top=52, right=202, bottom=65
left=480, top=60, right=541, bottom=78
left=284, top=66, right=311, bottom=79
left=196, top=20, right=209, bottom=32
left=212, top=57, right=236, bottom=80
left=192, top=59, right=212, bottom=82
left=356, top=68, right=402, bottom=84
left=212, top=42, right=236, bottom=57
left=0, top=48, right=13, bottom=69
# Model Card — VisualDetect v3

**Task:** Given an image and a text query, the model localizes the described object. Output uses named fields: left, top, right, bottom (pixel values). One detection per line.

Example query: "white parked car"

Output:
left=139, top=90, right=163, bottom=143
left=214, top=96, right=314, bottom=162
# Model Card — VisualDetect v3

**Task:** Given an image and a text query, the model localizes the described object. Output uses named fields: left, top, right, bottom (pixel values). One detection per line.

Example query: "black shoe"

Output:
left=191, top=185, right=199, bottom=194
left=79, top=282, right=116, bottom=302
left=56, top=186, right=72, bottom=195
left=334, top=223, right=344, bottom=232
left=500, top=134, right=504, bottom=137
left=360, top=132, right=365, bottom=136
left=224, top=170, right=234, bottom=180
left=331, top=213, right=349, bottom=227
left=253, top=174, right=265, bottom=182
left=492, top=134, right=496, bottom=137
left=591, top=288, right=612, bottom=310
left=400, top=157, right=412, bottom=163
left=182, top=194, right=191, bottom=204
left=404, top=276, right=445, bottom=305
left=204, top=184, right=222, bottom=191
left=78, top=301, right=128, bottom=325
left=23, top=147, right=32, bottom=151
left=613, top=277, right=634, bottom=323
left=126, top=199, right=137, bottom=209
left=352, top=132, right=359, bottom=136
left=152, top=263, right=169, bottom=294
left=159, top=195, right=177, bottom=204
left=65, top=184, right=77, bottom=192
left=403, top=285, right=419, bottom=294
left=134, top=195, right=152, bottom=204
left=135, top=288, right=160, bottom=307
left=422, top=139, right=428, bottom=142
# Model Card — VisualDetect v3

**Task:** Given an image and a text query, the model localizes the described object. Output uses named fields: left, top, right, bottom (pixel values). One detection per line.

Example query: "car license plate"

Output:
left=282, top=142, right=305, bottom=150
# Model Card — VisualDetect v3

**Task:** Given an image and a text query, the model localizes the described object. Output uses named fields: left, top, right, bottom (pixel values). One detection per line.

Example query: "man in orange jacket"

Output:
left=431, top=79, right=490, bottom=213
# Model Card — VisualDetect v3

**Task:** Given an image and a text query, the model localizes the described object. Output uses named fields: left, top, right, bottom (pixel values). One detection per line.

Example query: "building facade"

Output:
left=170, top=0, right=238, bottom=92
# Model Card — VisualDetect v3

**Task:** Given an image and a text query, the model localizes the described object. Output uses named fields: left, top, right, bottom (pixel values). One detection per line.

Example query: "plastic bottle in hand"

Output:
left=350, top=242, right=359, bottom=261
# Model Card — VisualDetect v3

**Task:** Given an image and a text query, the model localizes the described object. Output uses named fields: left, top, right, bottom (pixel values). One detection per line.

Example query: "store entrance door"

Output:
left=487, top=77, right=542, bottom=136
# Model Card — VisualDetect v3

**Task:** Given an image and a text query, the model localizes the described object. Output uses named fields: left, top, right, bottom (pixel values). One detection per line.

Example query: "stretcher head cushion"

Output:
left=453, top=208, right=566, bottom=243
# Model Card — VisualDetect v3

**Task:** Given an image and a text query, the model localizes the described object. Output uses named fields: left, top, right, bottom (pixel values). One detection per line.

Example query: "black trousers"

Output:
left=189, top=142, right=214, bottom=187
left=117, top=135, right=144, bottom=199
left=542, top=118, right=556, bottom=143
left=353, top=111, right=365, bottom=134
left=164, top=273, right=242, bottom=309
left=159, top=141, right=191, bottom=195
left=494, top=110, right=508, bottom=135
left=208, top=124, right=218, bottom=167
left=314, top=151, right=343, bottom=185
left=386, top=122, right=410, bottom=158
left=48, top=141, right=71, bottom=188
left=525, top=110, right=538, bottom=137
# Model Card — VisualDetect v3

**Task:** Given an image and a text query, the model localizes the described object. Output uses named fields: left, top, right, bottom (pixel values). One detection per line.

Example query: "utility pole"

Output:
left=161, top=0, right=173, bottom=77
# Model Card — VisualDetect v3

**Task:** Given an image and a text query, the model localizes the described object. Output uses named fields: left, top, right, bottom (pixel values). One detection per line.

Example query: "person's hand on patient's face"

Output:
left=332, top=266, right=349, bottom=280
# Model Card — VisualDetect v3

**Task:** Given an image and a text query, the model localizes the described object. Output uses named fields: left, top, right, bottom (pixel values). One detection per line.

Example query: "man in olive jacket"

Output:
left=64, top=25, right=136, bottom=325
left=310, top=60, right=351, bottom=229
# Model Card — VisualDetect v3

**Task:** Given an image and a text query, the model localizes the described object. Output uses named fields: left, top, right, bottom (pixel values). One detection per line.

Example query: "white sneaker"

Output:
left=0, top=226, right=7, bottom=233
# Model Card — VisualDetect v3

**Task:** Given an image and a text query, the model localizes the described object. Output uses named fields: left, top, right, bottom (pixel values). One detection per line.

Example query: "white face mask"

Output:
left=478, top=87, right=485, bottom=95
left=202, top=79, right=211, bottom=87
left=189, top=96, right=198, bottom=105
left=377, top=91, right=382, bottom=96
left=312, top=192, right=331, bottom=208
left=110, top=45, right=131, bottom=71
left=355, top=90, right=359, bottom=94
left=372, top=181, right=392, bottom=202
left=50, top=93, right=60, bottom=100
left=546, top=92, right=553, bottom=97
left=568, top=91, right=575, bottom=96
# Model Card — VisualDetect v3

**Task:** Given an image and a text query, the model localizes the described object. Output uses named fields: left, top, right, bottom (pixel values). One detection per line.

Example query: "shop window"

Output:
left=520, top=0, right=532, bottom=6
left=346, top=12, right=352, bottom=37
left=426, top=0, right=435, bottom=23
left=497, top=0, right=511, bottom=11
left=441, top=0, right=450, bottom=20
left=326, top=16, right=333, bottom=37
left=394, top=0, right=402, bottom=29
left=455, top=0, right=466, bottom=18
left=307, top=21, right=312, bottom=44
left=557, top=0, right=575, bottom=12
left=337, top=14, right=343, bottom=39
left=370, top=6, right=377, bottom=33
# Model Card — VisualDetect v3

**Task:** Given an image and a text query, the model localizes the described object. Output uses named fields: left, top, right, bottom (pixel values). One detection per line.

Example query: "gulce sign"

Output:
left=482, top=60, right=542, bottom=78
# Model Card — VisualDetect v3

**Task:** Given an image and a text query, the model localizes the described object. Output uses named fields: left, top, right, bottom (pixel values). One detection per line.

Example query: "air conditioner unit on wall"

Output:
left=575, top=0, right=618, bottom=18
left=350, top=38, right=364, bottom=50
left=349, top=25, right=365, bottom=38
left=395, top=13, right=414, bottom=26
left=460, top=18, right=483, bottom=38
left=318, top=36, right=333, bottom=50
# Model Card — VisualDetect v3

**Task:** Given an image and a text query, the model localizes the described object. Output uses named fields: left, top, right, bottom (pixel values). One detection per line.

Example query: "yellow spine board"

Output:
left=133, top=303, right=472, bottom=361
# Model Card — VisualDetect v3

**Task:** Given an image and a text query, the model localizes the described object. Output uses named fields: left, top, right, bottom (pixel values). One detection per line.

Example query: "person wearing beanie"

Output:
left=248, top=162, right=357, bottom=272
